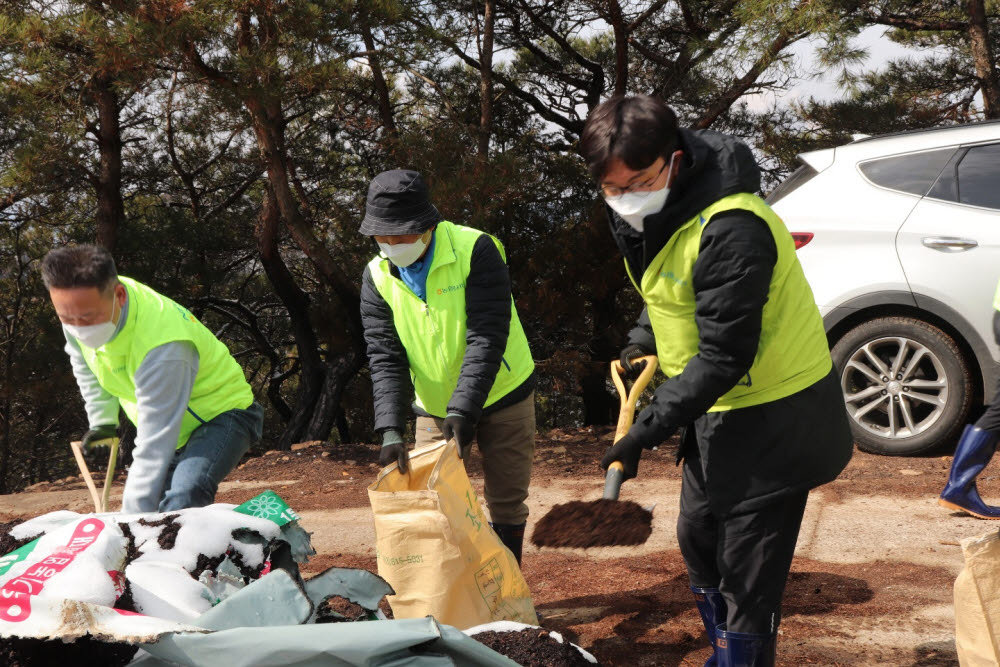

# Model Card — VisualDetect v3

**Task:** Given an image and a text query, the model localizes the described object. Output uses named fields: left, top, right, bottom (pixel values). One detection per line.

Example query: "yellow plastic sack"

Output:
left=955, top=530, right=1000, bottom=666
left=367, top=439, right=537, bottom=630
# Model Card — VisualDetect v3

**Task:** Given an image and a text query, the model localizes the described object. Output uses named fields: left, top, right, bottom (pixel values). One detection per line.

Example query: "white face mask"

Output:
left=603, top=153, right=677, bottom=232
left=65, top=297, right=120, bottom=349
left=604, top=186, right=669, bottom=232
left=378, top=235, right=429, bottom=268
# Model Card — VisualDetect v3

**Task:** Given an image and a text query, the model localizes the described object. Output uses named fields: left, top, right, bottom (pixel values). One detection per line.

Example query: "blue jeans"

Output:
left=159, top=402, right=264, bottom=511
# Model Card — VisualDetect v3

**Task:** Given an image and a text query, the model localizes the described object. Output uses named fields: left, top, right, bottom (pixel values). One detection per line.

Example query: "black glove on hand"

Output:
left=442, top=413, right=476, bottom=457
left=599, top=433, right=644, bottom=481
left=82, top=424, right=118, bottom=463
left=619, top=344, right=650, bottom=379
left=379, top=429, right=409, bottom=473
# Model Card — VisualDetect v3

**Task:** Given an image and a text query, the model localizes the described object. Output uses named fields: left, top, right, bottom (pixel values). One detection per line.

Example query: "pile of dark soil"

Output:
left=315, top=595, right=368, bottom=623
left=0, top=520, right=33, bottom=555
left=137, top=514, right=181, bottom=550
left=0, top=635, right=138, bottom=667
left=474, top=628, right=596, bottom=666
left=531, top=499, right=652, bottom=548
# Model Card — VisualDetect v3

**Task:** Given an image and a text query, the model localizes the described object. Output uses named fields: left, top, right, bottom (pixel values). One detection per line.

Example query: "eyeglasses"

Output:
left=600, top=160, right=669, bottom=198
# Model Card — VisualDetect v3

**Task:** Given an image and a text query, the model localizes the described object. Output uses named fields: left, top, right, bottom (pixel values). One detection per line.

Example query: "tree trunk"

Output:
left=359, top=8, right=397, bottom=136
left=245, top=97, right=364, bottom=346
left=256, top=188, right=329, bottom=449
left=603, top=0, right=629, bottom=96
left=92, top=75, right=125, bottom=252
left=966, top=0, right=1000, bottom=119
left=478, top=0, right=496, bottom=157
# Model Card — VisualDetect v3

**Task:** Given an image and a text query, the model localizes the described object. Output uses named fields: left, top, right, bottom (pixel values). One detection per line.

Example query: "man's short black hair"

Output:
left=41, top=245, right=118, bottom=292
left=580, top=95, right=679, bottom=181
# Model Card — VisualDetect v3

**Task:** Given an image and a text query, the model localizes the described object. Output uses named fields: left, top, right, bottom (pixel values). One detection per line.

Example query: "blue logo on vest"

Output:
left=658, top=270, right=688, bottom=287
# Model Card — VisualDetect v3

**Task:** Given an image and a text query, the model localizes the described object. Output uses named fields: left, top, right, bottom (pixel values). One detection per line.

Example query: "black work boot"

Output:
left=491, top=522, right=526, bottom=566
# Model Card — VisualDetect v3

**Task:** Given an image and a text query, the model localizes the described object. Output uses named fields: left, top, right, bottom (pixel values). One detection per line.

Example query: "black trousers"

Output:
left=976, top=376, right=1000, bottom=433
left=676, top=451, right=808, bottom=634
left=979, top=313, right=1000, bottom=433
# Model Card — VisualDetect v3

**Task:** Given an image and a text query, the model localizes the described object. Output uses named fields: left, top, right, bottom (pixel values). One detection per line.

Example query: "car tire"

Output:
left=830, top=316, right=973, bottom=456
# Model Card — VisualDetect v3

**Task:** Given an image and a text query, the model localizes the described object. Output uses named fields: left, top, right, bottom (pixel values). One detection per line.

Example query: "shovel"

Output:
left=69, top=437, right=120, bottom=513
left=603, top=354, right=659, bottom=501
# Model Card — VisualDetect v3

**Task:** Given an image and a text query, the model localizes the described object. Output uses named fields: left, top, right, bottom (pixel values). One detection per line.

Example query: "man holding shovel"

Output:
left=581, top=96, right=852, bottom=665
left=359, top=169, right=536, bottom=565
left=42, top=245, right=263, bottom=514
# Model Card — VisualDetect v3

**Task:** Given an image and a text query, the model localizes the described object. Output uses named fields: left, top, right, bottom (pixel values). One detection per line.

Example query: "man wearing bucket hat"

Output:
left=581, top=96, right=853, bottom=666
left=359, top=169, right=536, bottom=564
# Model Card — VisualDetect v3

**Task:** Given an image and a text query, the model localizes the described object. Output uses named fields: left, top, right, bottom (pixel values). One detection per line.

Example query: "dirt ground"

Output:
left=1, top=426, right=993, bottom=666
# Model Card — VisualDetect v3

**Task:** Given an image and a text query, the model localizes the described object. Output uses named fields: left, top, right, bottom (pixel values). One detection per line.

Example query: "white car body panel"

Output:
left=897, top=197, right=1000, bottom=361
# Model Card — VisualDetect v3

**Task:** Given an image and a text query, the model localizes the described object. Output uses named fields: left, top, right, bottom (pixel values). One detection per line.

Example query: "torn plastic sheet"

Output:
left=198, top=558, right=245, bottom=606
left=304, top=566, right=394, bottom=622
left=465, top=621, right=599, bottom=664
left=129, top=616, right=518, bottom=667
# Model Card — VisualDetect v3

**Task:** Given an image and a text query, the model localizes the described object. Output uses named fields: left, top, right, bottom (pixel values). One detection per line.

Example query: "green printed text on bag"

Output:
left=368, top=440, right=537, bottom=629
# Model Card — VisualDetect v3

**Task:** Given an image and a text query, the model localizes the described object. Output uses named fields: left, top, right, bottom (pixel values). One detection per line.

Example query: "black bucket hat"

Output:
left=359, top=169, right=442, bottom=236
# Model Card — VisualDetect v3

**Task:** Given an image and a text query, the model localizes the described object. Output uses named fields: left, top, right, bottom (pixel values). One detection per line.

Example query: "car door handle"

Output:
left=921, top=236, right=979, bottom=252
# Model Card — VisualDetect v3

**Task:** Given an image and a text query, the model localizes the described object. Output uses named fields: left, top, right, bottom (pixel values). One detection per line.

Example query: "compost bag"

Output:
left=955, top=529, right=1000, bottom=666
left=368, top=439, right=537, bottom=629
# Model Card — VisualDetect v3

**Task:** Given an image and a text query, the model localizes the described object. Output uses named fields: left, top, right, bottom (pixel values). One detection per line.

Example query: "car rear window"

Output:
left=765, top=163, right=818, bottom=205
left=927, top=143, right=1000, bottom=210
left=957, top=144, right=1000, bottom=210
left=858, top=148, right=956, bottom=196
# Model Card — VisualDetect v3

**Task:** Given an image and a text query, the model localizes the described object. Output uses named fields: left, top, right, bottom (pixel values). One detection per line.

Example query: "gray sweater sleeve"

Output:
left=64, top=331, right=120, bottom=428
left=121, top=341, right=199, bottom=513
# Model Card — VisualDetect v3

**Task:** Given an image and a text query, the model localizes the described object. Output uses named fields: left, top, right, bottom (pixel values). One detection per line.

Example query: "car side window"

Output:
left=956, top=144, right=1000, bottom=210
left=858, top=148, right=955, bottom=196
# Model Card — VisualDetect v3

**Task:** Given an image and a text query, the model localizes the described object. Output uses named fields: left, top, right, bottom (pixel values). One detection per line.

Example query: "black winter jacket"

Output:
left=361, top=232, right=534, bottom=433
left=612, top=128, right=852, bottom=516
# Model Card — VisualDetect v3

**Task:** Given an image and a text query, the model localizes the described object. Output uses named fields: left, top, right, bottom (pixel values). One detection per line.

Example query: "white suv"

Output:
left=769, top=121, right=1000, bottom=456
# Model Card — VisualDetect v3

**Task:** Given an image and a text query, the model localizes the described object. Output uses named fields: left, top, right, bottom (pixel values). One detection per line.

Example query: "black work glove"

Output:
left=442, top=413, right=476, bottom=457
left=619, top=344, right=651, bottom=379
left=600, top=433, right=644, bottom=481
left=82, top=424, right=118, bottom=465
left=379, top=429, right=409, bottom=473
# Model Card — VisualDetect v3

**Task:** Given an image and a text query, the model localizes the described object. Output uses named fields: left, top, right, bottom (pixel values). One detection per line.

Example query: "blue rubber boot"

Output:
left=939, top=425, right=1000, bottom=519
left=715, top=625, right=776, bottom=667
left=691, top=587, right=726, bottom=666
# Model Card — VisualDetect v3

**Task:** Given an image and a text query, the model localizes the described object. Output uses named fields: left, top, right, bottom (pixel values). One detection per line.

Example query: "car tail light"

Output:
left=791, top=232, right=814, bottom=250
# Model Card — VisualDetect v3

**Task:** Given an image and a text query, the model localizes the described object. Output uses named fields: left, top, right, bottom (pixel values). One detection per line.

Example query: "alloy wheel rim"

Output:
left=841, top=336, right=948, bottom=440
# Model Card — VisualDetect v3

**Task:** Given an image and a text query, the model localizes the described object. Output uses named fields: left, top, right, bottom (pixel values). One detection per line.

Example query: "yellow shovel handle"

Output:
left=610, top=355, right=659, bottom=443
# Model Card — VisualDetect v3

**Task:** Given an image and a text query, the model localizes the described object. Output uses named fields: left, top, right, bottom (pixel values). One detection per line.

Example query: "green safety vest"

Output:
left=629, top=193, right=832, bottom=411
left=368, top=220, right=535, bottom=417
left=993, top=279, right=1000, bottom=311
left=78, top=276, right=255, bottom=448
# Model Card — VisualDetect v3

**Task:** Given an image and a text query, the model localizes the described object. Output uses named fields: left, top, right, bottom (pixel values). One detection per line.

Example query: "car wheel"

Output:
left=830, top=316, right=973, bottom=456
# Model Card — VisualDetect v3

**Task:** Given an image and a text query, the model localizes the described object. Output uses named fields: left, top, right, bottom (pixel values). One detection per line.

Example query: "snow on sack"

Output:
left=0, top=492, right=306, bottom=640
